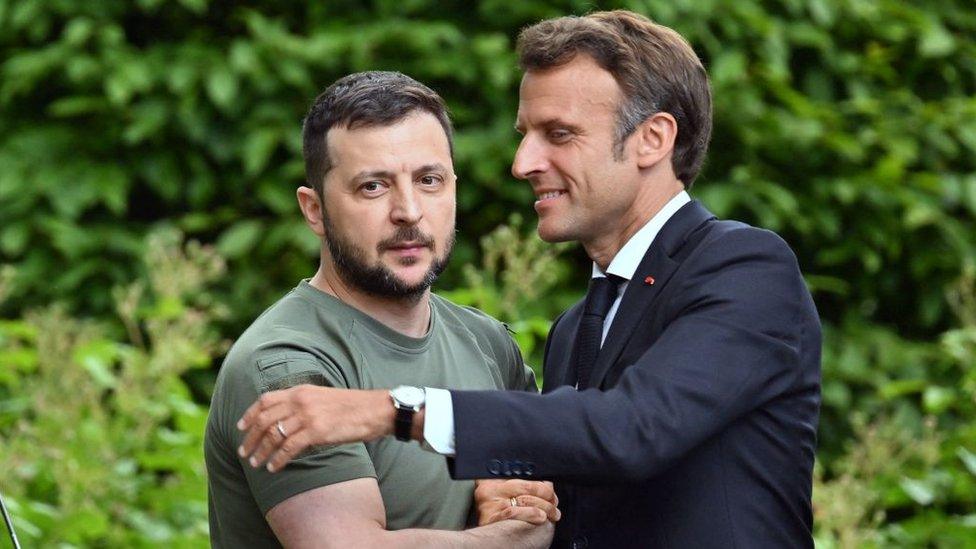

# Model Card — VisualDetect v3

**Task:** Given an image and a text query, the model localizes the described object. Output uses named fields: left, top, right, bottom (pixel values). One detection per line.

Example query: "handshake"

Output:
left=472, top=479, right=561, bottom=527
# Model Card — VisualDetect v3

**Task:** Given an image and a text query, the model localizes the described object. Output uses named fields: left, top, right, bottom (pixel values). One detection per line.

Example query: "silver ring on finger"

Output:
left=510, top=496, right=518, bottom=508
left=276, top=420, right=288, bottom=439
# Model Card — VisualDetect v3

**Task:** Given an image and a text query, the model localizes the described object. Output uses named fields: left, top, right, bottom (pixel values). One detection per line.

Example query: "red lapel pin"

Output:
left=644, top=276, right=655, bottom=285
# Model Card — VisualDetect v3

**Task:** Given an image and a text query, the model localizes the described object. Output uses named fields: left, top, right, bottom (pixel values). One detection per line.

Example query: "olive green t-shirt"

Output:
left=205, top=280, right=537, bottom=548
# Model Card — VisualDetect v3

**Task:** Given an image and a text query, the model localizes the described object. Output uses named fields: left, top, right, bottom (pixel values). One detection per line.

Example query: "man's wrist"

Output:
left=374, top=388, right=425, bottom=442
left=370, top=389, right=397, bottom=438
left=462, top=520, right=552, bottom=549
left=411, top=408, right=425, bottom=442
left=385, top=386, right=428, bottom=443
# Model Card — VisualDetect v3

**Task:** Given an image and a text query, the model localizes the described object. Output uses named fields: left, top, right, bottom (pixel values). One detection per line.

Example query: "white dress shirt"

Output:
left=423, top=191, right=692, bottom=456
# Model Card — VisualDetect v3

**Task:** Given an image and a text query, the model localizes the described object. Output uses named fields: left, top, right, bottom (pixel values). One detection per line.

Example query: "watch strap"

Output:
left=394, top=406, right=414, bottom=441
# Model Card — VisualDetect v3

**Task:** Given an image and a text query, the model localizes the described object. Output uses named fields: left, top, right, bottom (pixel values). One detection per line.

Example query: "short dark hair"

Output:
left=302, top=71, right=454, bottom=196
left=517, top=10, right=712, bottom=187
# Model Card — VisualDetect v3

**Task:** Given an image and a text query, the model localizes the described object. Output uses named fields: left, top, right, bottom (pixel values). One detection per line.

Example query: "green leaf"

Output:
left=74, top=340, right=119, bottom=389
left=124, top=100, right=169, bottom=144
left=62, top=17, right=94, bottom=46
left=47, top=96, right=108, bottom=117
left=153, top=295, right=187, bottom=319
left=1, top=222, right=30, bottom=255
left=178, top=0, right=208, bottom=15
left=710, top=51, right=748, bottom=86
left=216, top=220, right=263, bottom=259
left=922, top=386, right=955, bottom=414
left=257, top=181, right=296, bottom=215
left=900, top=477, right=935, bottom=506
left=206, top=69, right=238, bottom=110
left=957, top=447, right=976, bottom=478
left=919, top=19, right=955, bottom=58
left=60, top=507, right=111, bottom=542
left=878, top=379, right=926, bottom=399
left=242, top=129, right=279, bottom=176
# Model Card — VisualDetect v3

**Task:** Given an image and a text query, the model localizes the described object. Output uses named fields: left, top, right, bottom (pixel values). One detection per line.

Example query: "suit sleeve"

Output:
left=449, top=228, right=816, bottom=482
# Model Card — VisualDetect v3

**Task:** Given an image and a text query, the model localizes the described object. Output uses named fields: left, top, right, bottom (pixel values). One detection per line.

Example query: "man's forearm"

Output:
left=461, top=520, right=554, bottom=549
left=269, top=479, right=554, bottom=549
left=374, top=520, right=553, bottom=549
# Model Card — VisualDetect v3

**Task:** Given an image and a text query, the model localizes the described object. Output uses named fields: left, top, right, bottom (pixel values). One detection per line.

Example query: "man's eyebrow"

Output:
left=412, top=163, right=450, bottom=178
left=351, top=169, right=395, bottom=181
left=514, top=118, right=583, bottom=134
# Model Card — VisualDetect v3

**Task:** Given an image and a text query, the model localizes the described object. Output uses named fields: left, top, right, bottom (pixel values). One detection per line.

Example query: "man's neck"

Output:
left=309, top=268, right=432, bottom=338
left=584, top=178, right=684, bottom=272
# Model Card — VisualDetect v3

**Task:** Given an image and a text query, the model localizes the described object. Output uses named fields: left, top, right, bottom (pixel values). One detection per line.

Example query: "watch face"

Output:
left=392, top=386, right=425, bottom=408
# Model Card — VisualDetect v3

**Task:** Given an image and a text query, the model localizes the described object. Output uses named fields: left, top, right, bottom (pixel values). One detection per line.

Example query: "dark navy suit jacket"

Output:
left=449, top=201, right=821, bottom=548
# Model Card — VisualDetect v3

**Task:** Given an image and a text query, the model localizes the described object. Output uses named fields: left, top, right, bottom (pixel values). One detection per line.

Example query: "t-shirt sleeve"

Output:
left=499, top=325, right=539, bottom=393
left=222, top=349, right=377, bottom=515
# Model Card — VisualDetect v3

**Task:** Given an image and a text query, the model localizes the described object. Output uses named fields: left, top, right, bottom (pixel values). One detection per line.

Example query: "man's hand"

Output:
left=237, top=385, right=394, bottom=472
left=474, top=480, right=560, bottom=526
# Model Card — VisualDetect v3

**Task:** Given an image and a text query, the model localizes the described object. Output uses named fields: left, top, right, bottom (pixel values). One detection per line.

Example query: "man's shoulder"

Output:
left=691, top=217, right=798, bottom=266
left=209, top=289, right=359, bottom=441
left=430, top=293, right=510, bottom=339
left=676, top=217, right=812, bottom=317
left=221, top=292, right=314, bottom=371
left=216, top=289, right=356, bottom=392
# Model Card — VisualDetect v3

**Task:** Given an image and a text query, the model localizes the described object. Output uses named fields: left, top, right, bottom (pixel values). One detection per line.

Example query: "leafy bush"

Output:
left=0, top=230, right=223, bottom=547
left=1, top=0, right=973, bottom=337
left=814, top=268, right=976, bottom=545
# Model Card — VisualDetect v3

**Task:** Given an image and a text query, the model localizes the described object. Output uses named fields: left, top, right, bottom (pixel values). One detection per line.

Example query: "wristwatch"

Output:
left=389, top=386, right=426, bottom=442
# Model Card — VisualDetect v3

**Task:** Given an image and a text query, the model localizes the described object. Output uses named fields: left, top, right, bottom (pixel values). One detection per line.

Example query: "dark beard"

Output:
left=323, top=220, right=454, bottom=303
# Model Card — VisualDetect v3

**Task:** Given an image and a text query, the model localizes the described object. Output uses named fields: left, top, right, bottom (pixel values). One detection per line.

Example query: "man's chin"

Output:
left=536, top=222, right=575, bottom=244
left=386, top=273, right=434, bottom=293
left=383, top=258, right=433, bottom=279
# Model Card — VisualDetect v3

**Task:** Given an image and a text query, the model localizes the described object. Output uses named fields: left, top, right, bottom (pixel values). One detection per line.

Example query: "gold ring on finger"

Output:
left=276, top=420, right=288, bottom=439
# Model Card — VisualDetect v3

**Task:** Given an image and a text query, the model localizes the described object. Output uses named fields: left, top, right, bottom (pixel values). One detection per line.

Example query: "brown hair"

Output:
left=302, top=71, right=454, bottom=197
left=517, top=10, right=712, bottom=187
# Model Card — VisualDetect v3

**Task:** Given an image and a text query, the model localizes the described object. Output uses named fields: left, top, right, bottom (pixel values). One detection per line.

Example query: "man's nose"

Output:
left=391, top=186, right=423, bottom=225
left=511, top=135, right=548, bottom=180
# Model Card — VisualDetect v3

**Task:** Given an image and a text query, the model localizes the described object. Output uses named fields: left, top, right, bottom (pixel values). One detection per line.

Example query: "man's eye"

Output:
left=419, top=175, right=442, bottom=186
left=548, top=130, right=572, bottom=142
left=361, top=181, right=383, bottom=193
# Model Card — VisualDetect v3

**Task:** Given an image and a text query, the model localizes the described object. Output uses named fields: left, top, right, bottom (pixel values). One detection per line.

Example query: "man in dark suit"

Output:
left=237, top=10, right=821, bottom=548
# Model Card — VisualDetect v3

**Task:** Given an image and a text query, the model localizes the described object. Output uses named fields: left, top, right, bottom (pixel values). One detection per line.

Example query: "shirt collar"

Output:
left=591, top=190, right=691, bottom=282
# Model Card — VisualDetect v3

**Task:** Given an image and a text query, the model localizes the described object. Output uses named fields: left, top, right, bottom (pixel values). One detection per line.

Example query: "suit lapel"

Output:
left=589, top=200, right=717, bottom=390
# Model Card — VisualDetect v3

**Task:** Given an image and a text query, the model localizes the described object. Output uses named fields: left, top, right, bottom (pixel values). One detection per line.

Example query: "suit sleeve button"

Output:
left=487, top=459, right=502, bottom=475
left=511, top=460, right=524, bottom=476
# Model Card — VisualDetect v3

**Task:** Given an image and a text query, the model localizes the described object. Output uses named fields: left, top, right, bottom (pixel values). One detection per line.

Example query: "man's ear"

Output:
left=634, top=112, right=678, bottom=170
left=297, top=186, right=326, bottom=237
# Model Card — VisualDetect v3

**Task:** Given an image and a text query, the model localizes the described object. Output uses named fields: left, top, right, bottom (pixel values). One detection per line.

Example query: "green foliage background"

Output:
left=1, top=0, right=975, bottom=546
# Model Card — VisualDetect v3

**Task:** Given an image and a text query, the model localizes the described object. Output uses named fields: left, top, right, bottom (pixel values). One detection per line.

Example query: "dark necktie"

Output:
left=575, top=275, right=622, bottom=390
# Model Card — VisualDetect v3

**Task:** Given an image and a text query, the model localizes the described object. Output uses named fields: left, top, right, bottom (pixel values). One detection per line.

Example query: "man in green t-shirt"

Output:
left=204, top=71, right=557, bottom=548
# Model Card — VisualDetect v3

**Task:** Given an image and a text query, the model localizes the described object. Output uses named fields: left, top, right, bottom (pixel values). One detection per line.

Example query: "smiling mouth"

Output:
left=535, top=190, right=567, bottom=203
